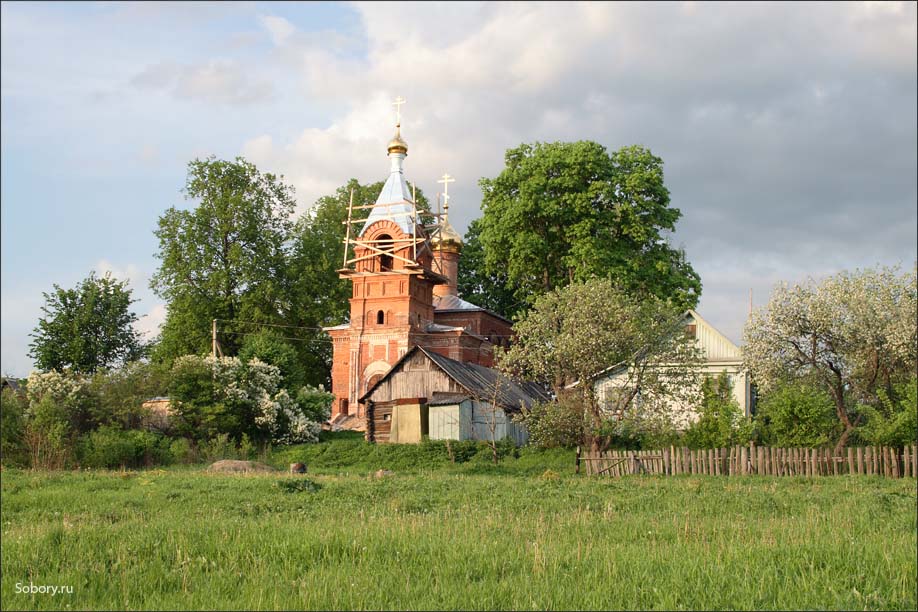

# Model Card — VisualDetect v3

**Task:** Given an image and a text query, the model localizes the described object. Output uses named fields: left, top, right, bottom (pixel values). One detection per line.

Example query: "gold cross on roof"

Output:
left=392, top=96, right=406, bottom=126
left=438, top=173, right=455, bottom=207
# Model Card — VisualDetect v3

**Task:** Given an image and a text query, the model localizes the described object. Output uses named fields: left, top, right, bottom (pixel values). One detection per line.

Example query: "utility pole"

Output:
left=211, top=319, right=223, bottom=358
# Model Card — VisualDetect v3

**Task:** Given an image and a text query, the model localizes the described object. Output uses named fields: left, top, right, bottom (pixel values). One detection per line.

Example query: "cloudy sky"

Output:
left=2, top=1, right=916, bottom=377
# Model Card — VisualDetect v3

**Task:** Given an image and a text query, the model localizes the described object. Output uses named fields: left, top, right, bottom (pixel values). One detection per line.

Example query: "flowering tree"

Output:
left=24, top=370, right=90, bottom=468
left=169, top=355, right=324, bottom=444
left=743, top=266, right=917, bottom=450
left=499, top=278, right=702, bottom=452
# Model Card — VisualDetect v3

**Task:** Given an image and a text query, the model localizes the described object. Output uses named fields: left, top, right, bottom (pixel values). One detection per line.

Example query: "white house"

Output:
left=593, top=310, right=754, bottom=426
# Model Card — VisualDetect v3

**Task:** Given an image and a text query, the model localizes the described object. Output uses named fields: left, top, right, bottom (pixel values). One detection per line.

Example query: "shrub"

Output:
left=169, top=355, right=323, bottom=444
left=858, top=377, right=918, bottom=447
left=238, top=330, right=305, bottom=391
left=26, top=369, right=92, bottom=433
left=294, top=386, right=334, bottom=424
left=683, top=373, right=754, bottom=449
left=201, top=433, right=240, bottom=462
left=513, top=397, right=583, bottom=449
left=1, top=387, right=28, bottom=467
left=755, top=380, right=841, bottom=447
left=78, top=426, right=173, bottom=469
left=86, top=361, right=170, bottom=430
left=169, top=437, right=197, bottom=464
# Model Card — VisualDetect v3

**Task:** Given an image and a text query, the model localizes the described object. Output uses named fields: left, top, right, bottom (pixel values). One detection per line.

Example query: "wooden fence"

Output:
left=578, top=443, right=918, bottom=478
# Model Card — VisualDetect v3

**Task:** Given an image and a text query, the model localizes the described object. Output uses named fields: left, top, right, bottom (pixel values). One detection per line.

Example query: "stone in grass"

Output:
left=207, top=460, right=277, bottom=474
left=374, top=469, right=394, bottom=478
left=290, top=462, right=307, bottom=474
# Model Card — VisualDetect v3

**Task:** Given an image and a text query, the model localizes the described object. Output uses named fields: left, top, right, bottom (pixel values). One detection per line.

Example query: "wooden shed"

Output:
left=360, top=346, right=549, bottom=444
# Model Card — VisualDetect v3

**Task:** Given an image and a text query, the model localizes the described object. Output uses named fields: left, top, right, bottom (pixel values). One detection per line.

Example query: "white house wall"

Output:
left=594, top=311, right=753, bottom=427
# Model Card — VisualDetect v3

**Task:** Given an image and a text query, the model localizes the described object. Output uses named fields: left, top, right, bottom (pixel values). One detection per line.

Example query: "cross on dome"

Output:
left=392, top=96, right=406, bottom=126
left=438, top=173, right=455, bottom=213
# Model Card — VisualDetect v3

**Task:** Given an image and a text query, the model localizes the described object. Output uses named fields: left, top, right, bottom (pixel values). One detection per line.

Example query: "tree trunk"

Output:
left=831, top=380, right=854, bottom=454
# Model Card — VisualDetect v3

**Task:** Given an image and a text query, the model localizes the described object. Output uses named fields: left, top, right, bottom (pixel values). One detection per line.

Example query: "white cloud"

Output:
left=259, top=14, right=296, bottom=46
left=246, top=1, right=915, bottom=343
left=95, top=259, right=145, bottom=291
left=135, top=303, right=166, bottom=340
left=131, top=60, right=274, bottom=106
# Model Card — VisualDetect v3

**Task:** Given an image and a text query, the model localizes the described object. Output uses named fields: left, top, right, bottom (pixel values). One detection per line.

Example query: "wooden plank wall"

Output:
left=581, top=444, right=918, bottom=478
left=367, top=401, right=394, bottom=443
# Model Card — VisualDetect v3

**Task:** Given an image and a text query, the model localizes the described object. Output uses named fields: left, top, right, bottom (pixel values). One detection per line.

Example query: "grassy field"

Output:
left=1, top=442, right=916, bottom=610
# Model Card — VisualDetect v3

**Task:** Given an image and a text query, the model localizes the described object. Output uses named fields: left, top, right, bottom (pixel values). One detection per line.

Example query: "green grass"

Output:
left=1, top=460, right=915, bottom=610
left=265, top=433, right=575, bottom=476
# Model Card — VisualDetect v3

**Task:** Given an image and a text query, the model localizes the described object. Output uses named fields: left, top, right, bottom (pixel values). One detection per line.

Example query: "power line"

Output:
left=214, top=318, right=516, bottom=341
left=214, top=319, right=325, bottom=332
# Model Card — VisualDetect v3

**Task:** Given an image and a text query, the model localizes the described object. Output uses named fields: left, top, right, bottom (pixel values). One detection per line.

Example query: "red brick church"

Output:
left=325, top=116, right=513, bottom=422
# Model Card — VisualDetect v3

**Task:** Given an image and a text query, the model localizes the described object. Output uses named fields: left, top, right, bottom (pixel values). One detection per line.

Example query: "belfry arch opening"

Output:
left=377, top=234, right=394, bottom=271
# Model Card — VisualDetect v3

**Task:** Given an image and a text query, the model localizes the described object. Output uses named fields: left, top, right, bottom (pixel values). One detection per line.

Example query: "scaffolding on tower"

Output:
left=336, top=187, right=450, bottom=279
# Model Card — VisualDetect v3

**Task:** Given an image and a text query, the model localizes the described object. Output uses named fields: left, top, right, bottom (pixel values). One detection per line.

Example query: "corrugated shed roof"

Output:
left=359, top=346, right=550, bottom=411
left=424, top=347, right=549, bottom=410
left=428, top=392, right=471, bottom=406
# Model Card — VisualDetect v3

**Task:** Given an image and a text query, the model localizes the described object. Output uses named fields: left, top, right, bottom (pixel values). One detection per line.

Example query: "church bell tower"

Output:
left=326, top=98, right=447, bottom=418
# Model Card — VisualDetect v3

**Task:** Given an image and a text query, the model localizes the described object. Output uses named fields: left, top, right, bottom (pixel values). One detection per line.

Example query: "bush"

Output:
left=168, top=355, right=323, bottom=444
left=1, top=387, right=28, bottom=467
left=86, top=361, right=170, bottom=430
left=514, top=396, right=583, bottom=449
left=200, top=433, right=240, bottom=462
left=683, top=373, right=754, bottom=449
left=294, top=386, right=333, bottom=424
left=858, top=377, right=918, bottom=447
left=78, top=426, right=173, bottom=469
left=755, top=380, right=841, bottom=447
left=238, top=330, right=305, bottom=391
left=169, top=437, right=197, bottom=464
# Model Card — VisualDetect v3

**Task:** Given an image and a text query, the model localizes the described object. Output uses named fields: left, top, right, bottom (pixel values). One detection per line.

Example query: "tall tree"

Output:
left=478, top=141, right=701, bottom=310
left=743, top=266, right=917, bottom=450
left=456, top=218, right=523, bottom=319
left=151, top=157, right=295, bottom=361
left=29, top=272, right=144, bottom=374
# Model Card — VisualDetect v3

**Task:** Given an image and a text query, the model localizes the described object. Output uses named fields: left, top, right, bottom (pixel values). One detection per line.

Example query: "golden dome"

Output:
left=387, top=125, right=408, bottom=155
left=431, top=218, right=463, bottom=252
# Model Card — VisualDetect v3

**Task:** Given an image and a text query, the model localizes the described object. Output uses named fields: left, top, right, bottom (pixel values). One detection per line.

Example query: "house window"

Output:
left=377, top=310, right=385, bottom=325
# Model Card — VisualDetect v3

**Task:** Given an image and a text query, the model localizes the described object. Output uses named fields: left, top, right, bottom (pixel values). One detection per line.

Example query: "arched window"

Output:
left=377, top=234, right=393, bottom=271
left=376, top=310, right=385, bottom=325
